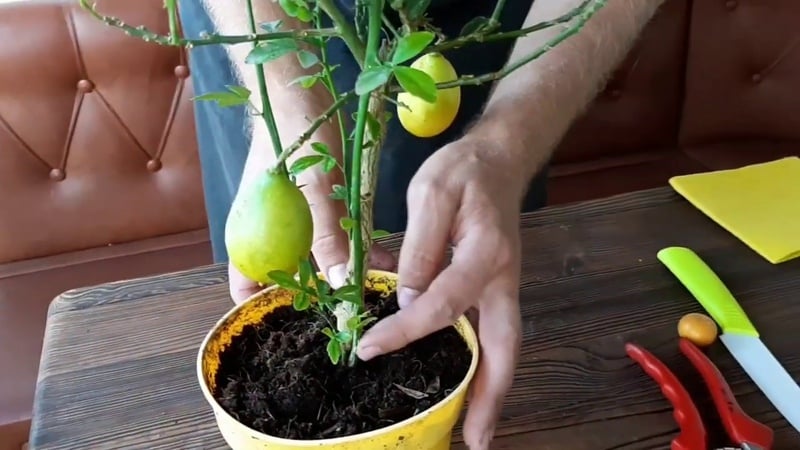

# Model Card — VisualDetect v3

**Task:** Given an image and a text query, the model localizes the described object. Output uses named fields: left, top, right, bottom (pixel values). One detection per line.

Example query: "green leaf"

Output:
left=347, top=315, right=377, bottom=332
left=245, top=39, right=298, bottom=65
left=322, top=155, right=337, bottom=173
left=355, top=65, right=392, bottom=95
left=293, top=292, right=311, bottom=311
left=459, top=16, right=491, bottom=36
left=289, top=74, right=319, bottom=89
left=278, top=0, right=313, bottom=22
left=289, top=155, right=324, bottom=175
left=298, top=258, right=313, bottom=287
left=406, top=0, right=431, bottom=21
left=311, top=142, right=331, bottom=156
left=192, top=85, right=251, bottom=108
left=365, top=112, right=381, bottom=141
left=311, top=142, right=330, bottom=155
left=333, top=284, right=362, bottom=304
left=315, top=279, right=333, bottom=305
left=393, top=66, right=437, bottom=103
left=295, top=7, right=313, bottom=22
left=267, top=270, right=301, bottom=290
left=346, top=316, right=361, bottom=331
left=321, top=327, right=336, bottom=339
left=392, top=31, right=436, bottom=65
left=339, top=217, right=355, bottom=231
left=278, top=0, right=299, bottom=16
left=296, top=50, right=319, bottom=69
left=225, top=85, right=251, bottom=99
left=335, top=330, right=352, bottom=343
left=371, top=229, right=391, bottom=239
left=326, top=338, right=342, bottom=364
left=260, top=19, right=283, bottom=32
left=192, top=92, right=247, bottom=108
left=330, top=184, right=348, bottom=201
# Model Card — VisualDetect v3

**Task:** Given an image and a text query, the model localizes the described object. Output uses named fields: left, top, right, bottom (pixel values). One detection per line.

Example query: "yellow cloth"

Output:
left=669, top=156, right=800, bottom=264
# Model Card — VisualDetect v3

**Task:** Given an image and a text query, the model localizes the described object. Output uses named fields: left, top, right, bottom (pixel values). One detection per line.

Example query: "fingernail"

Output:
left=357, top=345, right=381, bottom=361
left=327, top=264, right=347, bottom=288
left=397, top=287, right=420, bottom=308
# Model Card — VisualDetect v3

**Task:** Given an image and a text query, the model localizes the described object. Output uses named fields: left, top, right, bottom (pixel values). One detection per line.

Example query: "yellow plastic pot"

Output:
left=197, top=269, right=480, bottom=450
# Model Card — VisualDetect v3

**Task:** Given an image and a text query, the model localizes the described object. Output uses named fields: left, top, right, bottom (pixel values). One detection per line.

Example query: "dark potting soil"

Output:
left=213, top=289, right=472, bottom=440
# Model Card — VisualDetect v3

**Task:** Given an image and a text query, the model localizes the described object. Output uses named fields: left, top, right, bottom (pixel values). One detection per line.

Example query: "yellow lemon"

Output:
left=397, top=52, right=461, bottom=138
left=225, top=169, right=313, bottom=284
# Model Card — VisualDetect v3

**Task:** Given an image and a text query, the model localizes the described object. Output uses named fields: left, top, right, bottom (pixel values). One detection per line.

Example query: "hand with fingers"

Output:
left=355, top=136, right=526, bottom=450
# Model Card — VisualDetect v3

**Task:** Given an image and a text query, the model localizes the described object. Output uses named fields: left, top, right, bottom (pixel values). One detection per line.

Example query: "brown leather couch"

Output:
left=0, top=1, right=212, bottom=448
left=1, top=0, right=798, bottom=448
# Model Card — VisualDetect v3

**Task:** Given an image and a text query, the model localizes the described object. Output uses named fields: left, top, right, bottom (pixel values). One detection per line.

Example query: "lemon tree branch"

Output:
left=244, top=0, right=285, bottom=167
left=79, top=0, right=337, bottom=46
left=272, top=91, right=356, bottom=170
left=391, top=0, right=605, bottom=94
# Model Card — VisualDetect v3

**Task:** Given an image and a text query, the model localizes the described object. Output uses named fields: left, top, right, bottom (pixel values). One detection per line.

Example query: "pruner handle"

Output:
left=625, top=342, right=706, bottom=450
left=678, top=338, right=773, bottom=450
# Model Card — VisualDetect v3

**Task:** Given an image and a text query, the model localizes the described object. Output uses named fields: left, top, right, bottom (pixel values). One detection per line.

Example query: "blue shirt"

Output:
left=178, top=0, right=547, bottom=262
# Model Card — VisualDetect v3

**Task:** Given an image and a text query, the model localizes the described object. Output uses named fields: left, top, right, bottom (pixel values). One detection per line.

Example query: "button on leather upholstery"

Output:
left=174, top=65, right=189, bottom=79
left=48, top=168, right=65, bottom=181
left=1, top=1, right=207, bottom=264
left=146, top=159, right=162, bottom=172
left=0, top=1, right=211, bottom=445
left=77, top=79, right=94, bottom=93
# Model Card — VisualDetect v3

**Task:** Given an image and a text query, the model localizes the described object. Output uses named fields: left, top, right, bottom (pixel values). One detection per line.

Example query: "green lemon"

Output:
left=225, top=169, right=313, bottom=284
left=397, top=52, right=461, bottom=138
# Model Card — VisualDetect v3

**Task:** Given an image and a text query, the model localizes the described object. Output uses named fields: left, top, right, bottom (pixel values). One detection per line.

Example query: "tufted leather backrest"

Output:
left=0, top=0, right=207, bottom=264
left=554, top=0, right=800, bottom=169
left=679, top=0, right=800, bottom=148
left=553, top=0, right=690, bottom=164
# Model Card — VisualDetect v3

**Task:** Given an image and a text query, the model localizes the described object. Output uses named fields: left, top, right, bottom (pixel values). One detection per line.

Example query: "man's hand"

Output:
left=355, top=136, right=527, bottom=450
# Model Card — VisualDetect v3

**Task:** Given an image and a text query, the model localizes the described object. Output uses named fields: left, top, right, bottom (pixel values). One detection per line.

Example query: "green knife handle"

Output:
left=657, top=246, right=759, bottom=337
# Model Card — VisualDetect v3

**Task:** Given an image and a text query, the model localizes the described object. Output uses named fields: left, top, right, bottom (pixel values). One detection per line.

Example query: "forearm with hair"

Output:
left=468, top=0, right=667, bottom=195
left=202, top=0, right=344, bottom=197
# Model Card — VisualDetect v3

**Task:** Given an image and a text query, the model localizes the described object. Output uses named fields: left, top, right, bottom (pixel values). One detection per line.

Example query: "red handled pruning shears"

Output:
left=625, top=338, right=773, bottom=450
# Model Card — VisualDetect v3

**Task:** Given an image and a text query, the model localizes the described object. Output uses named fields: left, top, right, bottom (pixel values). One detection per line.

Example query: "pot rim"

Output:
left=196, top=269, right=480, bottom=446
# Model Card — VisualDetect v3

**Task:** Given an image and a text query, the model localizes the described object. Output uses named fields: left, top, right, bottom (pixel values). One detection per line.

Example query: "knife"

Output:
left=657, top=246, right=800, bottom=435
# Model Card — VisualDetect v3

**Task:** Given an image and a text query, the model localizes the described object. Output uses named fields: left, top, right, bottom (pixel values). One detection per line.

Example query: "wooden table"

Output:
left=29, top=187, right=800, bottom=449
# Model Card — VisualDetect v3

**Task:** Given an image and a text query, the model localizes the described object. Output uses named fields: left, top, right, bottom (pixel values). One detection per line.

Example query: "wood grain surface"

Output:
left=29, top=187, right=800, bottom=449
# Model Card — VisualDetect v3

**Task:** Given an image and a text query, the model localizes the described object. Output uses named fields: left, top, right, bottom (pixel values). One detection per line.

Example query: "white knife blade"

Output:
left=720, top=333, right=800, bottom=432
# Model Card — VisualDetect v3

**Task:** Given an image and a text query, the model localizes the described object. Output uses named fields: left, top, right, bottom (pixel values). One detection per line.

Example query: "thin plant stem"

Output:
left=272, top=92, right=356, bottom=169
left=392, top=0, right=605, bottom=92
left=429, top=0, right=592, bottom=53
left=244, top=0, right=285, bottom=171
left=382, top=14, right=401, bottom=39
left=489, top=0, right=507, bottom=25
left=344, top=0, right=384, bottom=367
left=315, top=13, right=351, bottom=184
left=79, top=0, right=337, bottom=47
left=317, top=0, right=367, bottom=66
left=163, top=0, right=180, bottom=45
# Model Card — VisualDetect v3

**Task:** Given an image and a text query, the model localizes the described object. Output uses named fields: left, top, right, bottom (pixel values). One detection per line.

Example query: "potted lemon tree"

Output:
left=80, top=0, right=607, bottom=448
